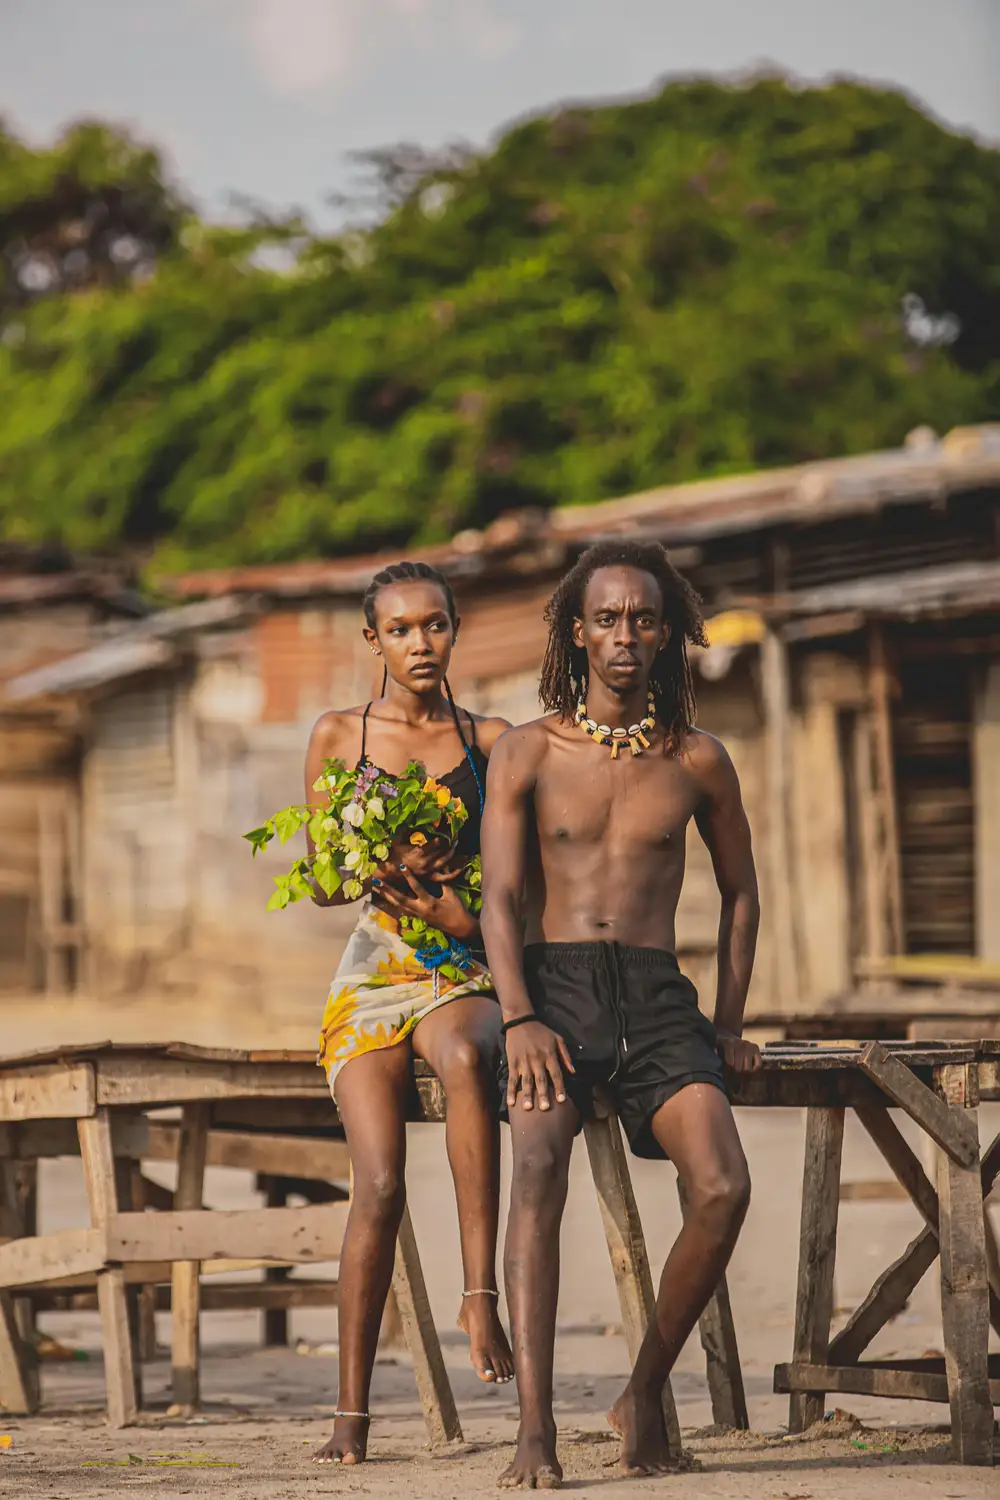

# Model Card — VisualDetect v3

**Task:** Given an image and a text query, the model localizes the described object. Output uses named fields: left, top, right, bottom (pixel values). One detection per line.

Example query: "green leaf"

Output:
left=274, top=806, right=307, bottom=844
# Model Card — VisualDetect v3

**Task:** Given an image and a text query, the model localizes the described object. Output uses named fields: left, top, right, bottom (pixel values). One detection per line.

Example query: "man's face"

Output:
left=572, top=565, right=668, bottom=697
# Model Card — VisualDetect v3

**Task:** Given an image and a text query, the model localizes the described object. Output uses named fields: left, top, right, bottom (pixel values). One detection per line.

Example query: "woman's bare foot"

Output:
left=458, top=1292, right=515, bottom=1383
left=498, top=1426, right=562, bottom=1489
left=608, top=1386, right=674, bottom=1477
left=313, top=1413, right=370, bottom=1464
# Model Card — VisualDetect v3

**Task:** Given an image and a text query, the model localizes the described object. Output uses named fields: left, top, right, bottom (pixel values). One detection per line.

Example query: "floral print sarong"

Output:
left=318, top=899, right=494, bottom=1093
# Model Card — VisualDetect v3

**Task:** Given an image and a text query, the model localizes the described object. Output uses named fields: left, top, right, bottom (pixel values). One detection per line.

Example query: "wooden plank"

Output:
left=583, top=1111, right=682, bottom=1455
left=0, top=1227, right=106, bottom=1289
left=859, top=1043, right=980, bottom=1168
left=869, top=622, right=904, bottom=953
left=172, top=1103, right=209, bottom=1412
left=0, top=1288, right=36, bottom=1415
left=78, top=1111, right=139, bottom=1428
left=95, top=1057, right=328, bottom=1107
left=761, top=627, right=806, bottom=1012
left=135, top=1123, right=351, bottom=1183
left=840, top=1179, right=909, bottom=1202
left=935, top=1069, right=994, bottom=1467
left=260, top=1177, right=290, bottom=1349
left=788, top=1107, right=844, bottom=1433
left=830, top=1228, right=939, bottom=1367
left=106, top=1205, right=349, bottom=1264
left=392, top=1202, right=463, bottom=1446
left=776, top=1361, right=954, bottom=1403
left=31, top=1281, right=342, bottom=1314
left=854, top=1099, right=940, bottom=1230
left=0, top=1063, right=95, bottom=1122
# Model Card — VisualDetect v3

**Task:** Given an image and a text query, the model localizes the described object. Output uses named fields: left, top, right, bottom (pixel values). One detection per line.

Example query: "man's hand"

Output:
left=505, top=1020, right=575, bottom=1112
left=716, top=1030, right=761, bottom=1073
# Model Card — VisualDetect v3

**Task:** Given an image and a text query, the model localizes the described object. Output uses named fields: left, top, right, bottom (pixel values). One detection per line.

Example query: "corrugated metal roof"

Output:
left=2, top=595, right=257, bottom=703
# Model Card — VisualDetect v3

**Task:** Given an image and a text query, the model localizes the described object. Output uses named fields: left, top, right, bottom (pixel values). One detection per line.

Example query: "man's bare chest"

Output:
left=533, top=747, right=701, bottom=848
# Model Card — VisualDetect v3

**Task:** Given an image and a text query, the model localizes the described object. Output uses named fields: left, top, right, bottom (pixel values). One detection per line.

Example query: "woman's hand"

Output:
left=372, top=863, right=477, bottom=943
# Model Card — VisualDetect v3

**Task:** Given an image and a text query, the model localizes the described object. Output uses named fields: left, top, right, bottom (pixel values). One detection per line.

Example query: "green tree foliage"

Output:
left=0, top=78, right=997, bottom=571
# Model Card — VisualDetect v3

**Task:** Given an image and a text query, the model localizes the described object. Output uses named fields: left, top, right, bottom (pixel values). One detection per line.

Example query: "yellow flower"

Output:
left=423, top=776, right=438, bottom=795
left=409, top=831, right=427, bottom=846
left=436, top=787, right=451, bottom=808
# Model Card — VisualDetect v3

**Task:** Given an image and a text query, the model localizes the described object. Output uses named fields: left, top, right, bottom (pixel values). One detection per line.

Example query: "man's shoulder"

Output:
left=680, top=727, right=736, bottom=783
left=490, top=714, right=563, bottom=766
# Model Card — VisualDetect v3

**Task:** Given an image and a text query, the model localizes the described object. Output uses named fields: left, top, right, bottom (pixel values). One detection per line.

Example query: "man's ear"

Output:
left=571, top=617, right=585, bottom=649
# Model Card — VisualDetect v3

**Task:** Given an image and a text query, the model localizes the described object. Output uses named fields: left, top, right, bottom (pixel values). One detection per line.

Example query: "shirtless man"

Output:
left=480, top=540, right=761, bottom=1489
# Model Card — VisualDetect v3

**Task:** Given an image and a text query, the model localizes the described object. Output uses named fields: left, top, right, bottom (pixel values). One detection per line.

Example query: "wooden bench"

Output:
left=2, top=1039, right=997, bottom=1465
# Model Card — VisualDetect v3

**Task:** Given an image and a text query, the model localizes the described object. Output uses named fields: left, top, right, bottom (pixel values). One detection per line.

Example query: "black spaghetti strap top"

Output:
left=357, top=704, right=487, bottom=860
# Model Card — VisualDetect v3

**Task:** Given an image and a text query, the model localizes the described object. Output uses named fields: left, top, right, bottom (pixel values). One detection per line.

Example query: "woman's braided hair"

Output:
left=362, top=559, right=472, bottom=759
left=538, top=541, right=708, bottom=754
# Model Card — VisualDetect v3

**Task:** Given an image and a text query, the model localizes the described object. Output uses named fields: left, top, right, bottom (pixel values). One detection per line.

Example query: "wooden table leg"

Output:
left=171, top=1103, right=210, bottom=1413
left=79, top=1111, right=140, bottom=1428
left=392, top=1201, right=463, bottom=1445
left=0, top=1288, right=37, bottom=1415
left=788, top=1107, right=844, bottom=1434
left=936, top=1065, right=994, bottom=1467
left=258, top=1175, right=291, bottom=1348
left=130, top=1167, right=158, bottom=1362
left=583, top=1113, right=682, bottom=1456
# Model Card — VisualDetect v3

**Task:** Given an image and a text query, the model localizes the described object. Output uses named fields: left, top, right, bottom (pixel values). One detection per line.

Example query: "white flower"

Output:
left=344, top=879, right=364, bottom=900
left=321, top=815, right=338, bottom=834
left=343, top=802, right=364, bottom=827
left=374, top=843, right=389, bottom=861
left=366, top=797, right=384, bottom=820
left=344, top=849, right=361, bottom=869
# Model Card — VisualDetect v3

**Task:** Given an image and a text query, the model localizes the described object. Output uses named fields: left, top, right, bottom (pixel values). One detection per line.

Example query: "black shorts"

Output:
left=498, top=942, right=726, bottom=1160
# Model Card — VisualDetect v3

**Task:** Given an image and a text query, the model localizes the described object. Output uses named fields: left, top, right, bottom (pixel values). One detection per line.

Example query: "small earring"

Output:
left=370, top=647, right=380, bottom=657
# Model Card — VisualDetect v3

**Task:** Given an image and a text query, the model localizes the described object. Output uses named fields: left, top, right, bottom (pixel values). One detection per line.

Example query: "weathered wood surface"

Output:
left=935, top=1066, right=994, bottom=1467
left=172, top=1103, right=209, bottom=1411
left=859, top=1042, right=981, bottom=1167
left=776, top=1357, right=1000, bottom=1405
left=0, top=1288, right=36, bottom=1415
left=788, top=1107, right=844, bottom=1433
left=107, top=1205, right=348, bottom=1264
left=78, top=1111, right=140, bottom=1427
left=0, top=1064, right=95, bottom=1122
left=583, top=1111, right=682, bottom=1455
left=29, top=1279, right=342, bottom=1314
left=392, top=1202, right=463, bottom=1446
left=853, top=1100, right=940, bottom=1230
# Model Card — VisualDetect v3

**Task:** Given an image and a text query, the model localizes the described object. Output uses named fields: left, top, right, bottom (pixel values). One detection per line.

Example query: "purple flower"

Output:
left=378, top=782, right=395, bottom=800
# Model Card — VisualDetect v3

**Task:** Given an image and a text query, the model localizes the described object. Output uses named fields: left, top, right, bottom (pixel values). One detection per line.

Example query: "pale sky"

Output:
left=2, top=0, right=998, bottom=226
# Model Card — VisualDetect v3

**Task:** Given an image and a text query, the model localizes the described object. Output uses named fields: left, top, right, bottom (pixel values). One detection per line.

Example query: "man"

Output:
left=481, top=541, right=761, bottom=1489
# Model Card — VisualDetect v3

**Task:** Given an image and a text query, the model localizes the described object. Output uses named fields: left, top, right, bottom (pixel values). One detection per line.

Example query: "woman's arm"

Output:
left=303, top=711, right=360, bottom=908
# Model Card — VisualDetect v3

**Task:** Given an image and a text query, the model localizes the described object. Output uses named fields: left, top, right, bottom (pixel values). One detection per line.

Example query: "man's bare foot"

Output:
left=313, top=1413, right=370, bottom=1464
left=498, top=1427, right=562, bottom=1489
left=608, top=1387, right=674, bottom=1477
left=458, top=1292, right=515, bottom=1383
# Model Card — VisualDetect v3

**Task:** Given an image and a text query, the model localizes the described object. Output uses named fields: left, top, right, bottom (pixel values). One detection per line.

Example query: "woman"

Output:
left=307, top=559, right=514, bottom=1466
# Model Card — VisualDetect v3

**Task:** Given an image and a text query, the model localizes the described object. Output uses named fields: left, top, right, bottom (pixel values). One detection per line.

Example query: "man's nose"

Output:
left=614, top=615, right=639, bottom=645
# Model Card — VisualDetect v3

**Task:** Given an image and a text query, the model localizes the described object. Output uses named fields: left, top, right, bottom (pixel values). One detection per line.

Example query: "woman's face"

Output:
left=365, top=581, right=456, bottom=694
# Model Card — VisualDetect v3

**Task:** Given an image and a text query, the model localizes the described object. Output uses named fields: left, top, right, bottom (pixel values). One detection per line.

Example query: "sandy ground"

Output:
left=2, top=1002, right=998, bottom=1493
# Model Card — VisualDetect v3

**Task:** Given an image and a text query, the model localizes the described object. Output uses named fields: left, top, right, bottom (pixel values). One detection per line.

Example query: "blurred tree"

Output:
left=0, top=78, right=997, bottom=571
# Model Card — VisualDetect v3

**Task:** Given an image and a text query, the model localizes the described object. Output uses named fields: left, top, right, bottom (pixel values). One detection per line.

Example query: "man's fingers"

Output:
left=545, top=1056, right=567, bottom=1104
left=533, top=1068, right=551, bottom=1112
left=555, top=1035, right=576, bottom=1076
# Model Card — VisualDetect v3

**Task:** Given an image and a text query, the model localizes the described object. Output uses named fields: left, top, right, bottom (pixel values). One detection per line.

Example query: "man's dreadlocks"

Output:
left=538, top=541, right=708, bottom=754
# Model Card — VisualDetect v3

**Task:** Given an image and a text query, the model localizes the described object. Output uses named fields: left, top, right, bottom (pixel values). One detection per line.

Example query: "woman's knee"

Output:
left=351, top=1162, right=406, bottom=1224
left=433, top=1031, right=494, bottom=1089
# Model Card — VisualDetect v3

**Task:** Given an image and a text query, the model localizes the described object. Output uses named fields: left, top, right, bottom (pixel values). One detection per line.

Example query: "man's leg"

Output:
left=500, top=1099, right=579, bottom=1491
left=413, top=996, right=514, bottom=1383
left=610, top=1083, right=750, bottom=1475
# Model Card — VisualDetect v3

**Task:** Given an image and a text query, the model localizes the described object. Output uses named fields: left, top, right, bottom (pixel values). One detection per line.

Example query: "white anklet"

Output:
left=334, top=1410, right=370, bottom=1420
left=462, top=1288, right=499, bottom=1297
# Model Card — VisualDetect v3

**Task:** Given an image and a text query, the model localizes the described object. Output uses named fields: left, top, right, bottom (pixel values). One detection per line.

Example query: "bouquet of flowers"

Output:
left=244, top=759, right=482, bottom=972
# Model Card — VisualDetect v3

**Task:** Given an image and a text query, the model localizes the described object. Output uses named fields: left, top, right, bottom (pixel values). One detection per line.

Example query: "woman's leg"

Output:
left=413, top=995, right=514, bottom=1383
left=314, top=1042, right=412, bottom=1463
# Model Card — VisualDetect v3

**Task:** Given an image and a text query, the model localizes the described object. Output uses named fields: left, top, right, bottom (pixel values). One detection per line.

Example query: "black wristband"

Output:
left=501, top=1013, right=539, bottom=1036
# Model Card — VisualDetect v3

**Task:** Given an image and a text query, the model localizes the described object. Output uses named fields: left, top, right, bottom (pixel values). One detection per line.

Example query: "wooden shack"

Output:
left=3, top=425, right=999, bottom=1043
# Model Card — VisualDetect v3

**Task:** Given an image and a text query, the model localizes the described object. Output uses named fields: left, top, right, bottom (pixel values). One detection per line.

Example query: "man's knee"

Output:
left=510, top=1132, right=571, bottom=1210
left=685, top=1160, right=751, bottom=1236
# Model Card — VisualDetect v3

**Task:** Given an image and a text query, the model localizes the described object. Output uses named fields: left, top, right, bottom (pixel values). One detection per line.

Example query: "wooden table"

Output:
left=1, top=1039, right=997, bottom=1465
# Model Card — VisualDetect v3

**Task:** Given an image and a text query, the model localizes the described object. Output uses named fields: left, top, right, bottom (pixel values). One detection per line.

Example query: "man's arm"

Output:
left=691, top=733, right=761, bottom=1071
left=481, top=725, right=574, bottom=1110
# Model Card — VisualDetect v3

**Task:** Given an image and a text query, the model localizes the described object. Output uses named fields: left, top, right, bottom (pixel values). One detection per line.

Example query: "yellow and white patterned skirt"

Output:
left=318, top=900, right=494, bottom=1094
